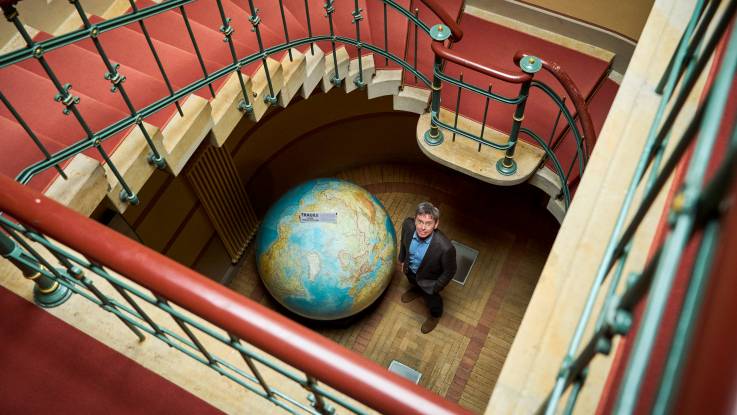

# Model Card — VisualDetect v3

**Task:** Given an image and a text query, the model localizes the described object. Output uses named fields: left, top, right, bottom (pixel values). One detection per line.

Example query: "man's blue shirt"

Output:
left=408, top=231, right=433, bottom=274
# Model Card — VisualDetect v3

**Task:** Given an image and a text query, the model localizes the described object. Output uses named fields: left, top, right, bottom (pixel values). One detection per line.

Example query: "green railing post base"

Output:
left=238, top=99, right=253, bottom=114
left=424, top=129, right=444, bottom=146
left=148, top=153, right=166, bottom=170
left=30, top=275, right=72, bottom=308
left=119, top=189, right=140, bottom=205
left=496, top=158, right=517, bottom=176
left=307, top=393, right=335, bottom=415
left=353, top=77, right=366, bottom=89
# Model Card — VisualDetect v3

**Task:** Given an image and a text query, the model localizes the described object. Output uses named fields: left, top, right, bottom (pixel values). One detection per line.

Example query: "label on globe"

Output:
left=299, top=212, right=338, bottom=223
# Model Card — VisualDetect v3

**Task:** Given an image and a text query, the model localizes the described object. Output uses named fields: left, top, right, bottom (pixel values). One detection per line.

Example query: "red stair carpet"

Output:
left=0, top=286, right=223, bottom=415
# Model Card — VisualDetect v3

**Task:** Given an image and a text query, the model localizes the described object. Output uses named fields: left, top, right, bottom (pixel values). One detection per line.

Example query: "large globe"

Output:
left=255, top=178, right=396, bottom=320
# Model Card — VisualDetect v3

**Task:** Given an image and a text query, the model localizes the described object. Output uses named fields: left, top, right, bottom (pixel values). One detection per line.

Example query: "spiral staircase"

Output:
left=0, top=0, right=657, bottom=414
left=0, top=0, right=616, bottom=224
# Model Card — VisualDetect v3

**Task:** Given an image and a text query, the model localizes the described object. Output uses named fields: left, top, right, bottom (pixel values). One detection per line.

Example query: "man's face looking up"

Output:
left=415, top=214, right=438, bottom=239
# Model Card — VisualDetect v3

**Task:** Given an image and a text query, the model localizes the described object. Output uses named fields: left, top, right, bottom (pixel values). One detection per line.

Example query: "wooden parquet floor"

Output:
left=228, top=163, right=559, bottom=413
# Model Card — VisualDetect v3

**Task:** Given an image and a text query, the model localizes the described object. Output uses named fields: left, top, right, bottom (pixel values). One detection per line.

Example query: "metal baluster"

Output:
left=157, top=296, right=219, bottom=367
left=108, top=281, right=167, bottom=338
left=655, top=0, right=719, bottom=95
left=304, top=375, right=334, bottom=415
left=498, top=55, right=541, bottom=176
left=0, top=90, right=66, bottom=178
left=3, top=7, right=139, bottom=203
left=71, top=0, right=167, bottom=180
left=324, top=0, right=341, bottom=86
left=548, top=97, right=566, bottom=148
left=352, top=0, right=365, bottom=88
left=127, top=0, right=184, bottom=117
left=562, top=375, right=586, bottom=415
left=229, top=334, right=275, bottom=398
left=278, top=0, right=293, bottom=61
left=413, top=8, right=418, bottom=83
left=75, top=262, right=147, bottom=342
left=303, top=0, right=315, bottom=55
left=246, top=0, right=277, bottom=104
left=424, top=54, right=444, bottom=145
left=215, top=0, right=253, bottom=113
left=451, top=73, right=463, bottom=142
left=179, top=5, right=217, bottom=98
left=424, top=24, right=451, bottom=146
left=479, top=84, right=491, bottom=152
left=383, top=1, right=388, bottom=65
left=0, top=225, right=72, bottom=307
left=563, top=146, right=578, bottom=187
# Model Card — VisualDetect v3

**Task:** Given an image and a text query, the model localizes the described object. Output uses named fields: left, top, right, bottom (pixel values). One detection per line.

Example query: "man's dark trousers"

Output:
left=405, top=270, right=443, bottom=317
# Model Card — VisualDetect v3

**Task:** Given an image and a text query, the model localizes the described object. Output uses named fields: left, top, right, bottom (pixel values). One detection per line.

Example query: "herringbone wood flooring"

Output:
left=228, top=163, right=558, bottom=413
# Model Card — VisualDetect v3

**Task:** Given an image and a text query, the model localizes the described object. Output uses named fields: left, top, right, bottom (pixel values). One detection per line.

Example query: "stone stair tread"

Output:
left=416, top=109, right=545, bottom=186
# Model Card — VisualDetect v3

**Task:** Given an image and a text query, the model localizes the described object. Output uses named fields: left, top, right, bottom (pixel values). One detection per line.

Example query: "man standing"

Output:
left=398, top=202, right=456, bottom=334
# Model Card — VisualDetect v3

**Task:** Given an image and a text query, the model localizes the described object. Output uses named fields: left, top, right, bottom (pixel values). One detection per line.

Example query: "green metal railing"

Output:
left=423, top=41, right=594, bottom=209
left=541, top=0, right=737, bottom=413
left=1, top=0, right=591, bottom=212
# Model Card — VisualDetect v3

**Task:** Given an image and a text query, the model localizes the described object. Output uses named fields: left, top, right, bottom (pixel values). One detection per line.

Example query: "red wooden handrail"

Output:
left=513, top=51, right=597, bottom=156
left=419, top=0, right=463, bottom=41
left=431, top=41, right=532, bottom=84
left=0, top=174, right=472, bottom=415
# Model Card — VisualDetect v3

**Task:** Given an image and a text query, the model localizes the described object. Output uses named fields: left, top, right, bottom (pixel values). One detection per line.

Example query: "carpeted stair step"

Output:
left=230, top=0, right=308, bottom=58
left=131, top=0, right=243, bottom=81
left=0, top=116, right=65, bottom=192
left=365, top=0, right=410, bottom=70
left=0, top=65, right=132, bottom=164
left=80, top=15, right=217, bottom=101
left=180, top=0, right=286, bottom=62
left=18, top=32, right=176, bottom=129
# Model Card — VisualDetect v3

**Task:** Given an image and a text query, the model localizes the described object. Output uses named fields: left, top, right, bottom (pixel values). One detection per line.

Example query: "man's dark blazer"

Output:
left=398, top=217, right=457, bottom=294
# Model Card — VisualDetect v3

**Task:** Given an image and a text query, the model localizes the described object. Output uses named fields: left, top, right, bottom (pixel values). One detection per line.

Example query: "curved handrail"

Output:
left=431, top=41, right=532, bottom=83
left=0, top=174, right=471, bottom=415
left=419, top=0, right=463, bottom=41
left=514, top=51, right=597, bottom=156
left=520, top=128, right=571, bottom=208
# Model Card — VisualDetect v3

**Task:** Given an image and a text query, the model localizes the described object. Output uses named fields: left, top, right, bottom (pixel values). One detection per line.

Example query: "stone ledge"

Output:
left=44, top=153, right=108, bottom=217
left=416, top=110, right=545, bottom=186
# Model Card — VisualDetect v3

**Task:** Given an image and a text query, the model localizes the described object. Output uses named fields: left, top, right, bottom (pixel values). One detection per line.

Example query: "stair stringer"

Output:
left=528, top=166, right=567, bottom=223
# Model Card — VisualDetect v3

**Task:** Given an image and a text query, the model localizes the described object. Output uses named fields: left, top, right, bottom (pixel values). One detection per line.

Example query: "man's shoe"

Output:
left=421, top=316, right=440, bottom=334
left=401, top=289, right=421, bottom=303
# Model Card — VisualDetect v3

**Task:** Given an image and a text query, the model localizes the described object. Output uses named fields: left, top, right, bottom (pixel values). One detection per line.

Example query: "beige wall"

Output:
left=469, top=0, right=654, bottom=40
